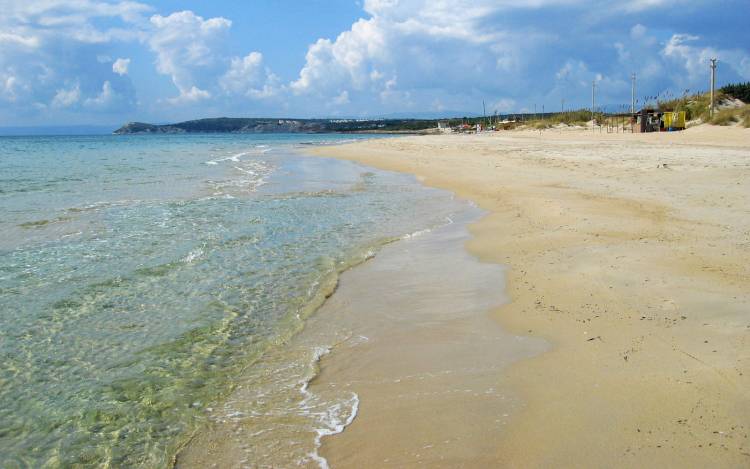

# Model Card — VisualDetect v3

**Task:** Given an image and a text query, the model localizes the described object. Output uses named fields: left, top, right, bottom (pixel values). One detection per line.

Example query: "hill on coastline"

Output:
left=113, top=117, right=444, bottom=134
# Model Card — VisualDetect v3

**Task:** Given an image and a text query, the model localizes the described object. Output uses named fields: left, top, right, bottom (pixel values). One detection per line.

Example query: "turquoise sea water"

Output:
left=0, top=134, right=460, bottom=467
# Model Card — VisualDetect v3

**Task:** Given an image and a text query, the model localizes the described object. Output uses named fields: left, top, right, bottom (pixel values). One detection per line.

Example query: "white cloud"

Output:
left=0, top=0, right=743, bottom=122
left=662, top=34, right=750, bottom=83
left=286, top=0, right=735, bottom=114
left=332, top=90, right=350, bottom=105
left=112, top=57, right=130, bottom=75
left=166, top=85, right=211, bottom=104
left=220, top=52, right=280, bottom=99
left=0, top=32, right=41, bottom=48
left=291, top=1, right=488, bottom=99
left=147, top=11, right=282, bottom=105
left=148, top=10, right=231, bottom=103
left=0, top=0, right=145, bottom=119
left=0, top=74, right=25, bottom=102
left=621, top=0, right=669, bottom=12
left=289, top=0, right=564, bottom=110
left=84, top=80, right=114, bottom=108
left=51, top=84, right=81, bottom=108
left=630, top=24, right=647, bottom=40
left=1, top=0, right=152, bottom=46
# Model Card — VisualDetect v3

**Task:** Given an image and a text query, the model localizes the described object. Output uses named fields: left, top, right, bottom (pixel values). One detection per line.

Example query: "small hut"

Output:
left=633, top=109, right=686, bottom=132
left=633, top=109, right=662, bottom=133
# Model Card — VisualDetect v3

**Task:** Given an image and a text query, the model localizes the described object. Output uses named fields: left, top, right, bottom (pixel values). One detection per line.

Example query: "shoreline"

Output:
left=309, top=126, right=750, bottom=467
left=172, top=153, right=533, bottom=467
left=308, top=202, right=545, bottom=467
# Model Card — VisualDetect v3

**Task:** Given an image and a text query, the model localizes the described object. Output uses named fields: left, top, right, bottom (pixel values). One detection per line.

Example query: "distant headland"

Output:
left=113, top=117, right=445, bottom=134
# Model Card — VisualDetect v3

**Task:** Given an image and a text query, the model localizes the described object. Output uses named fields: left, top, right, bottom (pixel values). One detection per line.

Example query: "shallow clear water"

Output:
left=0, top=134, right=460, bottom=467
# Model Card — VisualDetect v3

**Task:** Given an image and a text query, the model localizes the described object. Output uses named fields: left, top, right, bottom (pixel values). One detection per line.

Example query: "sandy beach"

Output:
left=308, top=125, right=750, bottom=467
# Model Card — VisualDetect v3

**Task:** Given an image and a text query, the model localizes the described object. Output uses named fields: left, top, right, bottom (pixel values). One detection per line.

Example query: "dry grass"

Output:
left=710, top=104, right=750, bottom=127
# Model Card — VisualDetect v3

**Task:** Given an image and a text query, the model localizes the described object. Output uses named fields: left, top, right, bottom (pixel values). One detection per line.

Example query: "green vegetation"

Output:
left=710, top=105, right=750, bottom=127
left=520, top=109, right=603, bottom=129
left=547, top=109, right=598, bottom=126
left=656, top=82, right=749, bottom=125
left=658, top=92, right=716, bottom=122
left=720, top=82, right=750, bottom=102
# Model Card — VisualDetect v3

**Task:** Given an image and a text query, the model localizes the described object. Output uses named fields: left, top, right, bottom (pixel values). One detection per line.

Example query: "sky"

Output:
left=1, top=0, right=749, bottom=126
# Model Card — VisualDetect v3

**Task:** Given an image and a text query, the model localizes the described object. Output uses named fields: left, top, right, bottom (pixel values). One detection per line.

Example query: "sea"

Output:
left=0, top=133, right=467, bottom=467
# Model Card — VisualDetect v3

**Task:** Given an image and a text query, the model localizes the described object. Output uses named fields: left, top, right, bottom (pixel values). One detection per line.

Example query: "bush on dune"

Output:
left=710, top=105, right=750, bottom=127
left=721, top=82, right=750, bottom=103
left=658, top=93, right=715, bottom=121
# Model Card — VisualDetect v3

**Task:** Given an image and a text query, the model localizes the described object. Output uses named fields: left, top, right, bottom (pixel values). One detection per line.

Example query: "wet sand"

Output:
left=175, top=198, right=545, bottom=468
left=310, top=126, right=750, bottom=467
left=309, top=206, right=545, bottom=467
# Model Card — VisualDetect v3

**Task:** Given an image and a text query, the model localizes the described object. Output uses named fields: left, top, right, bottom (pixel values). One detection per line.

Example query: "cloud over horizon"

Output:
left=0, top=0, right=748, bottom=125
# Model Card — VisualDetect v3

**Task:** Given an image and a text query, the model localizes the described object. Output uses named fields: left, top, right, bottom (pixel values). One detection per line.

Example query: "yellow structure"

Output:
left=663, top=111, right=686, bottom=130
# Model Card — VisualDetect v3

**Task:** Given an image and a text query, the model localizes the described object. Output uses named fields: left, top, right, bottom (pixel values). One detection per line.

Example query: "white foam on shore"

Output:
left=298, top=346, right=360, bottom=469
left=402, top=227, right=432, bottom=239
left=306, top=394, right=359, bottom=469
left=182, top=246, right=204, bottom=263
left=401, top=214, right=455, bottom=240
left=208, top=158, right=274, bottom=195
left=204, top=147, right=271, bottom=166
left=205, top=151, right=249, bottom=165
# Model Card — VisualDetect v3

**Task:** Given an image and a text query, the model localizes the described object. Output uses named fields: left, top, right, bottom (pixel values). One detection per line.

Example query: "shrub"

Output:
left=742, top=107, right=750, bottom=128
left=721, top=82, right=750, bottom=102
left=658, top=92, right=715, bottom=121
left=710, top=104, right=750, bottom=126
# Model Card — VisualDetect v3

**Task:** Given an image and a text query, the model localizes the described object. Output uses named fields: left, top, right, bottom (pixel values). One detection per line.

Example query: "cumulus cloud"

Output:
left=112, top=58, right=130, bottom=75
left=0, top=32, right=41, bottom=48
left=2, top=0, right=152, bottom=44
left=166, top=85, right=210, bottom=104
left=1, top=0, right=746, bottom=123
left=291, top=0, right=497, bottom=103
left=220, top=52, right=280, bottom=99
left=286, top=0, right=748, bottom=115
left=82, top=80, right=134, bottom=110
left=84, top=80, right=114, bottom=108
left=146, top=10, right=283, bottom=106
left=332, top=90, right=350, bottom=105
left=0, top=0, right=145, bottom=120
left=661, top=33, right=750, bottom=86
left=148, top=10, right=231, bottom=103
left=289, top=0, right=554, bottom=111
left=1, top=73, right=27, bottom=102
left=51, top=84, right=81, bottom=108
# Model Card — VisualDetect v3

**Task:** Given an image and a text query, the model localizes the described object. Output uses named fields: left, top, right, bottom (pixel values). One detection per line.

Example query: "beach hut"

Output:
left=633, top=109, right=686, bottom=132
left=663, top=111, right=686, bottom=131
left=633, top=109, right=662, bottom=133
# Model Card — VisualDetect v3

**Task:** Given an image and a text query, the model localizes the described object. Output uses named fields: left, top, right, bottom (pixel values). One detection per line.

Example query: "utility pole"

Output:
left=561, top=98, right=565, bottom=113
left=631, top=73, right=636, bottom=114
left=591, top=80, right=596, bottom=127
left=710, top=58, right=717, bottom=118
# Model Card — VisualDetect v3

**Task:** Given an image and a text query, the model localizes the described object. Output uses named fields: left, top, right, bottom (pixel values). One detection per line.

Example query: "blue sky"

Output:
left=1, top=0, right=749, bottom=126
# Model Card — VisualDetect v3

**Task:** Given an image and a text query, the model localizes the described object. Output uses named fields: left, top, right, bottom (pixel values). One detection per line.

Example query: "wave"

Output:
left=204, top=151, right=250, bottom=166
left=204, top=147, right=272, bottom=166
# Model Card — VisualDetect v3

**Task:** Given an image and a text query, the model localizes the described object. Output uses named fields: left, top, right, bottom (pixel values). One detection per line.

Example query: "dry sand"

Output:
left=309, top=125, right=750, bottom=467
